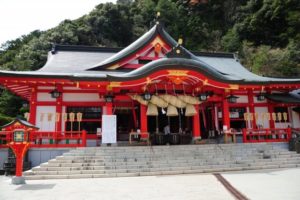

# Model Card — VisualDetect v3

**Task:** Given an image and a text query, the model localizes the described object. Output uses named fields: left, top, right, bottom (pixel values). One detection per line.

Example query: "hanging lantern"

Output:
left=167, top=105, right=178, bottom=116
left=254, top=112, right=259, bottom=120
left=257, top=93, right=266, bottom=101
left=185, top=104, right=197, bottom=116
left=146, top=103, right=158, bottom=116
left=142, top=91, right=152, bottom=101
left=62, top=113, right=68, bottom=122
left=277, top=112, right=282, bottom=121
left=77, top=112, right=83, bottom=122
left=69, top=112, right=75, bottom=122
left=198, top=93, right=208, bottom=101
left=265, top=112, right=271, bottom=121
left=243, top=112, right=249, bottom=121
left=50, top=89, right=61, bottom=98
left=283, top=112, right=288, bottom=121
left=272, top=112, right=277, bottom=121
left=249, top=113, right=253, bottom=121
left=226, top=94, right=239, bottom=103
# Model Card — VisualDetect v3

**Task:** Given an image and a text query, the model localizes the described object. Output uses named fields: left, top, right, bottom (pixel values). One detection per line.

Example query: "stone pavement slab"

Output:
left=0, top=174, right=233, bottom=200
left=222, top=168, right=300, bottom=200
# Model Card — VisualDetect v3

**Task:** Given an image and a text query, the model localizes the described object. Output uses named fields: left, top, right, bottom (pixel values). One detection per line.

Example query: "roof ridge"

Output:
left=51, top=44, right=123, bottom=53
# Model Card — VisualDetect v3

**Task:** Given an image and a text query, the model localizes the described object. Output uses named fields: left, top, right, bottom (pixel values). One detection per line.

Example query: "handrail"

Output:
left=0, top=130, right=87, bottom=148
left=242, top=128, right=291, bottom=143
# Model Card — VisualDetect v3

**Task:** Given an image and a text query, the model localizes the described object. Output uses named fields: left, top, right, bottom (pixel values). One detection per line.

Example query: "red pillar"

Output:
left=15, top=157, right=23, bottom=177
left=29, top=87, right=37, bottom=125
left=82, top=130, right=87, bottom=147
left=248, top=90, right=256, bottom=129
left=222, top=97, right=230, bottom=130
left=193, top=104, right=201, bottom=139
left=56, top=85, right=63, bottom=132
left=106, top=102, right=113, bottom=115
left=140, top=104, right=148, bottom=139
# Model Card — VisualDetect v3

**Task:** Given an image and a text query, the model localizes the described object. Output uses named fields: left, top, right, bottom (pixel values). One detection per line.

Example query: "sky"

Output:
left=0, top=0, right=116, bottom=46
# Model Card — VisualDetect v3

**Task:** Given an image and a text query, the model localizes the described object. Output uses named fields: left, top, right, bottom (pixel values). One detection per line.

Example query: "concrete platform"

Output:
left=1, top=168, right=300, bottom=200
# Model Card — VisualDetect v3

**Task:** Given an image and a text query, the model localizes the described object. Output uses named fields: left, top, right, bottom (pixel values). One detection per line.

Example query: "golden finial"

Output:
left=178, top=38, right=183, bottom=45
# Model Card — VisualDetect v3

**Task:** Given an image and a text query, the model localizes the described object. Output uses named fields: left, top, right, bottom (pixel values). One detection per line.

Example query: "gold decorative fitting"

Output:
left=146, top=77, right=152, bottom=84
left=176, top=49, right=181, bottom=54
left=203, top=79, right=208, bottom=85
left=168, top=70, right=188, bottom=76
left=157, top=12, right=161, bottom=17
left=107, top=82, right=121, bottom=91
left=107, top=63, right=120, bottom=70
left=178, top=38, right=183, bottom=45
left=151, top=37, right=165, bottom=47
left=229, top=84, right=239, bottom=90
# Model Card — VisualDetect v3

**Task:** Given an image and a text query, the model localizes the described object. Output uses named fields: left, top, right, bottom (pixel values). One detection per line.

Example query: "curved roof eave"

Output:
left=104, top=57, right=300, bottom=85
left=86, top=23, right=178, bottom=71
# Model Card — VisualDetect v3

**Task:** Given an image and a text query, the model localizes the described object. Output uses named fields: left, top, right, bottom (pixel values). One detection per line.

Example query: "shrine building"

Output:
left=1, top=20, right=300, bottom=158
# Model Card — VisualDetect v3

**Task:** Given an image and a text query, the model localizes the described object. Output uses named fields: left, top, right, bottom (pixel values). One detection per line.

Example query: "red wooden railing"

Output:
left=0, top=130, right=87, bottom=148
left=242, top=128, right=292, bottom=143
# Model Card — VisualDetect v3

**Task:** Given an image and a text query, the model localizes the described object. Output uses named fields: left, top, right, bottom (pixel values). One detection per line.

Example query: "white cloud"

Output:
left=0, top=0, right=116, bottom=45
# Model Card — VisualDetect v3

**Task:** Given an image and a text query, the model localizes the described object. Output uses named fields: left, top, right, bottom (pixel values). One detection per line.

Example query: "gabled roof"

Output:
left=38, top=44, right=120, bottom=73
left=0, top=22, right=300, bottom=86
left=87, top=22, right=178, bottom=71
left=1, top=118, right=39, bottom=129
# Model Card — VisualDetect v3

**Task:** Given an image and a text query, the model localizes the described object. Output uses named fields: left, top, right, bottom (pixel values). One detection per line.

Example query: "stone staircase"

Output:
left=24, top=143, right=300, bottom=180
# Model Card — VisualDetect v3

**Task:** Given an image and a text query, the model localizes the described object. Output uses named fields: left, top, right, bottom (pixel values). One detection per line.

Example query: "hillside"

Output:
left=0, top=0, right=299, bottom=119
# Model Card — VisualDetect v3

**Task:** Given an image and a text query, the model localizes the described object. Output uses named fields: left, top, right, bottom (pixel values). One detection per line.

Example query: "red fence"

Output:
left=0, top=130, right=87, bottom=148
left=242, top=128, right=291, bottom=143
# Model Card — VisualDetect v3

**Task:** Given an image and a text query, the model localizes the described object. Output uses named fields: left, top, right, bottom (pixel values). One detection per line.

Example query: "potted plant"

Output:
left=194, top=137, right=204, bottom=144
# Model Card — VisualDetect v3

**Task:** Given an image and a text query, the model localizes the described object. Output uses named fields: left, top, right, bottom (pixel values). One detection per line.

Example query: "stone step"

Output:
left=24, top=163, right=299, bottom=180
left=24, top=142, right=298, bottom=180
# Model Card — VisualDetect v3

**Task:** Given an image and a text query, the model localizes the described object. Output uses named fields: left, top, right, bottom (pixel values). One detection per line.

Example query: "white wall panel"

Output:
left=254, top=107, right=270, bottom=128
left=63, top=93, right=101, bottom=102
left=37, top=92, right=55, bottom=102
left=36, top=106, right=56, bottom=131
left=236, top=95, right=248, bottom=103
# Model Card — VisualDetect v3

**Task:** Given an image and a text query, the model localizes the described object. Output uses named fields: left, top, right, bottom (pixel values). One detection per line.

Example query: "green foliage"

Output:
left=0, top=114, right=13, bottom=126
left=0, top=0, right=300, bottom=118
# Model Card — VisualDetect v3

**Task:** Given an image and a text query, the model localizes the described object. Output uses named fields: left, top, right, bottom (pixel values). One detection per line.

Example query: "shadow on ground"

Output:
left=16, top=184, right=56, bottom=190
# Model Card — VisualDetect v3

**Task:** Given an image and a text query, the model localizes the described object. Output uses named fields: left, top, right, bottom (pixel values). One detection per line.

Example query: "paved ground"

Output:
left=222, top=168, right=300, bottom=200
left=0, top=168, right=299, bottom=200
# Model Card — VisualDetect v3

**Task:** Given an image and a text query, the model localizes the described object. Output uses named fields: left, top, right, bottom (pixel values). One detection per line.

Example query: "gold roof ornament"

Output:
left=178, top=38, right=183, bottom=45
